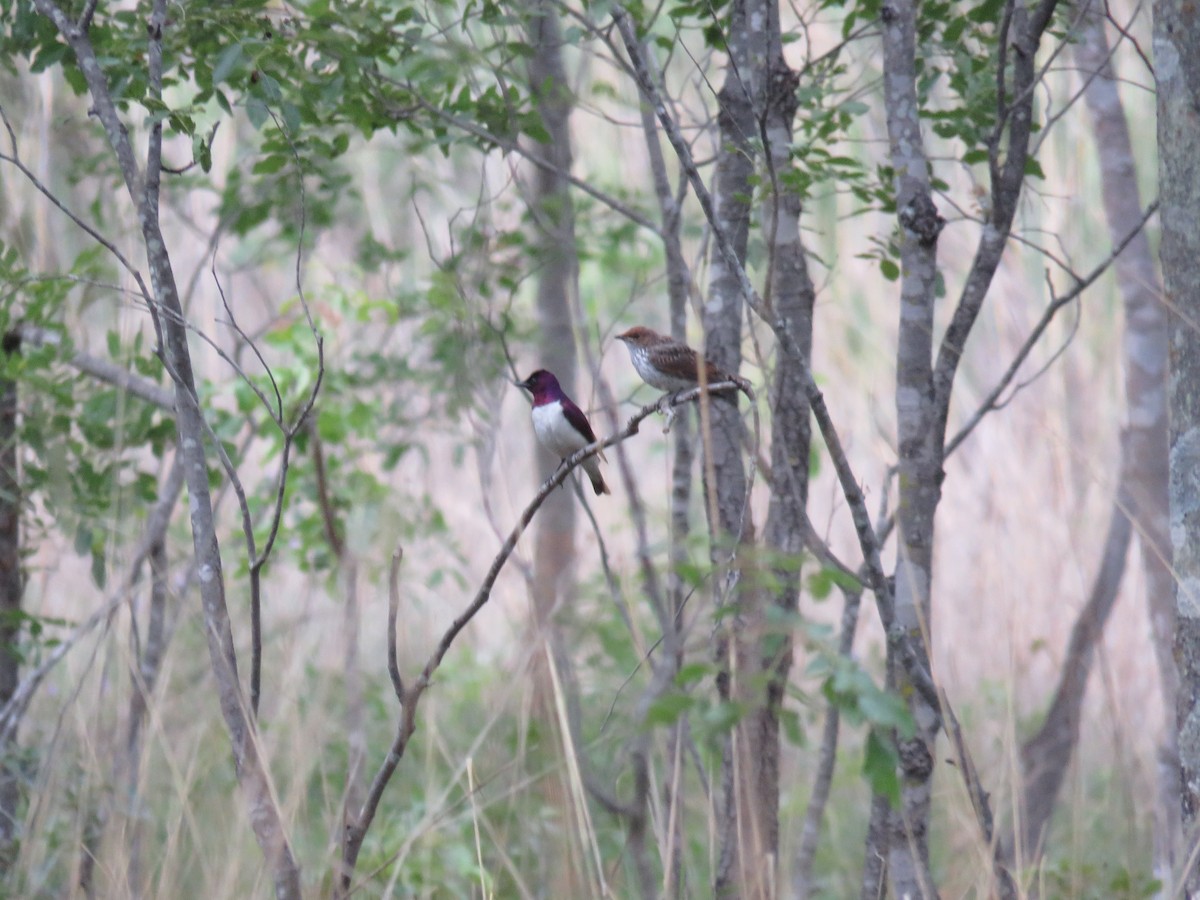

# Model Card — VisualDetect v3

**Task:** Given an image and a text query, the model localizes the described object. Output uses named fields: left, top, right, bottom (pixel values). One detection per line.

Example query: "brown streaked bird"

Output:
left=616, top=326, right=752, bottom=397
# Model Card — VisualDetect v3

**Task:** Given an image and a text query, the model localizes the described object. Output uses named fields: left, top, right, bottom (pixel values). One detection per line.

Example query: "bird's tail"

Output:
left=585, top=460, right=612, bottom=496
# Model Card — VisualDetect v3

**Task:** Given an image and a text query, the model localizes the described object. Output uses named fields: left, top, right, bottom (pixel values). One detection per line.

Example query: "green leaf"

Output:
left=90, top=546, right=107, bottom=589
left=252, top=154, right=288, bottom=175
left=676, top=662, right=713, bottom=686
left=245, top=97, right=269, bottom=130
left=863, top=729, right=901, bottom=807
left=644, top=692, right=694, bottom=727
left=212, top=43, right=244, bottom=85
left=194, top=132, right=213, bottom=173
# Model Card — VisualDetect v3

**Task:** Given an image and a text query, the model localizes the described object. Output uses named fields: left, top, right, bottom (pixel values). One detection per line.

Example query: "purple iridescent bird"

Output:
left=516, top=369, right=611, bottom=496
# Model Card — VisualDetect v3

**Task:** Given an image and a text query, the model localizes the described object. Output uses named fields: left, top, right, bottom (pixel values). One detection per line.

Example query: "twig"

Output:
left=944, top=200, right=1157, bottom=458
left=942, top=691, right=1018, bottom=899
left=387, top=548, right=404, bottom=702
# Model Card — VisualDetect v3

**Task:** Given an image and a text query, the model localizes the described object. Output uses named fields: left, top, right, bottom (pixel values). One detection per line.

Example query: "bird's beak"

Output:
left=515, top=377, right=532, bottom=392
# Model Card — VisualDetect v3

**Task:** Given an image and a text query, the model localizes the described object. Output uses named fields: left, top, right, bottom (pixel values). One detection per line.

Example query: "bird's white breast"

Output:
left=531, top=401, right=588, bottom=459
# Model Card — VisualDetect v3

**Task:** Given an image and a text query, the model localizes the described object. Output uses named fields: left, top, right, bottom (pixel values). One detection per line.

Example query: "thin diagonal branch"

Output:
left=339, top=382, right=742, bottom=893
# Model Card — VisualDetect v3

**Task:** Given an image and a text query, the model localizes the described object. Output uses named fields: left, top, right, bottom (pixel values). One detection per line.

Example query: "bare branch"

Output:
left=944, top=200, right=1157, bottom=458
left=0, top=104, right=155, bottom=310
left=378, top=76, right=663, bottom=237
left=339, top=382, right=740, bottom=893
left=15, top=325, right=175, bottom=410
left=387, top=548, right=404, bottom=703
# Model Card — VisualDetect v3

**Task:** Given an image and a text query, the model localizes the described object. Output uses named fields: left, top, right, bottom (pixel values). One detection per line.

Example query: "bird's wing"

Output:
left=562, top=398, right=601, bottom=445
left=654, top=343, right=702, bottom=380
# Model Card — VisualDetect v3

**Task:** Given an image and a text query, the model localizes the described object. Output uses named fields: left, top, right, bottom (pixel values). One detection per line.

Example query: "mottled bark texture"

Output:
left=0, top=336, right=20, bottom=870
left=760, top=23, right=814, bottom=900
left=1012, top=0, right=1176, bottom=874
left=30, top=1, right=301, bottom=895
left=880, top=0, right=943, bottom=892
left=525, top=2, right=584, bottom=893
left=705, top=1, right=793, bottom=897
left=878, top=0, right=1060, bottom=892
left=1159, top=0, right=1200, bottom=891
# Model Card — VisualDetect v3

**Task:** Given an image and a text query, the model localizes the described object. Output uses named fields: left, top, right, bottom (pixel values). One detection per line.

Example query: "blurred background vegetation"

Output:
left=0, top=0, right=1168, bottom=896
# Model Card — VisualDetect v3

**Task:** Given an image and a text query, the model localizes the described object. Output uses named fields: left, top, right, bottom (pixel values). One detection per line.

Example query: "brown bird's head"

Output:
left=616, top=326, right=671, bottom=348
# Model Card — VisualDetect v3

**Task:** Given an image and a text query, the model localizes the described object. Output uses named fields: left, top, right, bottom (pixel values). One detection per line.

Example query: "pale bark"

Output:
left=880, top=0, right=943, bottom=890
left=526, top=0, right=579, bottom=669
left=635, top=50, right=693, bottom=897
left=525, top=3, right=583, bottom=892
left=759, top=17, right=815, bottom=900
left=1158, top=0, right=1200, bottom=891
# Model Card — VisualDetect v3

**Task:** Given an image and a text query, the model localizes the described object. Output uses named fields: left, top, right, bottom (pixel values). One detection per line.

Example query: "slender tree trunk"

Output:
left=880, top=0, right=942, bottom=892
left=635, top=43, right=694, bottom=897
left=705, top=1, right=769, bottom=895
left=124, top=537, right=169, bottom=897
left=526, top=0, right=578, bottom=689
left=0, top=334, right=21, bottom=870
left=526, top=1, right=583, bottom=892
left=1158, top=0, right=1200, bottom=892
left=1015, top=497, right=1131, bottom=860
left=758, top=12, right=815, bottom=899
left=1075, top=4, right=1179, bottom=882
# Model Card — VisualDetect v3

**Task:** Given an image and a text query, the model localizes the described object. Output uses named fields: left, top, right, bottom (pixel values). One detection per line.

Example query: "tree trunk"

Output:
left=759, top=14, right=815, bottom=900
left=526, top=1, right=583, bottom=892
left=880, top=0, right=942, bottom=892
left=705, top=0, right=769, bottom=895
left=526, top=0, right=579, bottom=685
left=634, top=42, right=694, bottom=897
left=0, top=335, right=21, bottom=870
left=1158, top=0, right=1200, bottom=892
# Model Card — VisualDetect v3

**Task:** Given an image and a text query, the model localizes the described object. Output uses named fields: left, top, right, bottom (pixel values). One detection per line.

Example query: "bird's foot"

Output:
left=553, top=459, right=570, bottom=489
left=662, top=406, right=678, bottom=433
